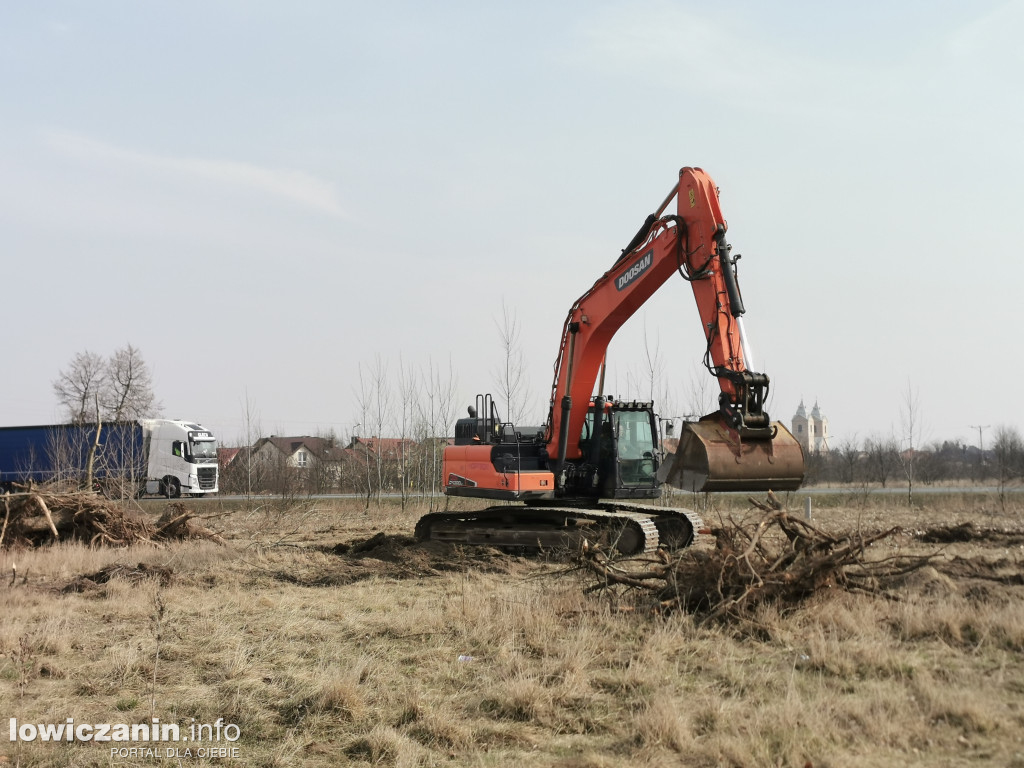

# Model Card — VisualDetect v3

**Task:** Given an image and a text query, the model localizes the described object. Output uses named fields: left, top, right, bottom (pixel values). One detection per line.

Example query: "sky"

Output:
left=2, top=1, right=1022, bottom=451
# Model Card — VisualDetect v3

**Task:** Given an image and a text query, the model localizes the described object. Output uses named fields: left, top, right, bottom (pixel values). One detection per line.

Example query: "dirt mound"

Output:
left=328, top=532, right=420, bottom=561
left=342, top=532, right=531, bottom=574
left=916, top=522, right=1024, bottom=546
left=895, top=565, right=959, bottom=596
left=272, top=533, right=525, bottom=587
left=63, top=562, right=174, bottom=593
left=935, top=555, right=1024, bottom=586
left=918, top=522, right=976, bottom=543
left=348, top=533, right=521, bottom=575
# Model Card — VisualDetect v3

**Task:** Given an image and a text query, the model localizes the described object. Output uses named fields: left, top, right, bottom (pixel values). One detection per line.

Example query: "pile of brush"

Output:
left=581, top=495, right=934, bottom=622
left=1, top=490, right=224, bottom=548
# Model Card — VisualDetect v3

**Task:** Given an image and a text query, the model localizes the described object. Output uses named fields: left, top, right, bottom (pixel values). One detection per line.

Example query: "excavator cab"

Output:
left=608, top=408, right=659, bottom=489
left=571, top=400, right=661, bottom=501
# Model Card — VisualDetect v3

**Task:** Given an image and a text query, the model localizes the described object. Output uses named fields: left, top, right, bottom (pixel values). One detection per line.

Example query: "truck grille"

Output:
left=197, top=467, right=218, bottom=490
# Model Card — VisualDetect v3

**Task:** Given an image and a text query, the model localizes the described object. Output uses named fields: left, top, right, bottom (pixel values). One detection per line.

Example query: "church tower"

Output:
left=810, top=401, right=829, bottom=453
left=791, top=400, right=815, bottom=453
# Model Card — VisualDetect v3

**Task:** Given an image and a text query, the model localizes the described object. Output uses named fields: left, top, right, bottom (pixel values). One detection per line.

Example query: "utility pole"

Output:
left=969, top=425, right=989, bottom=458
left=969, top=424, right=989, bottom=480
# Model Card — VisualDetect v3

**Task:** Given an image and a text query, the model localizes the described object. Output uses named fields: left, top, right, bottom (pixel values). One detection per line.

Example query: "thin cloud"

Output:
left=44, top=130, right=349, bottom=219
left=566, top=4, right=812, bottom=107
left=565, top=2, right=1013, bottom=135
left=946, top=0, right=1024, bottom=73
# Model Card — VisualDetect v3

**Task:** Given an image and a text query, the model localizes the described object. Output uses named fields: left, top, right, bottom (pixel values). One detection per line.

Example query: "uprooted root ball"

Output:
left=581, top=497, right=937, bottom=623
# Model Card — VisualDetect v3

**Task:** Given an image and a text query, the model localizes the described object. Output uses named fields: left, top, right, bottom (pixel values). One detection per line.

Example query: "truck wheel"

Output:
left=164, top=477, right=181, bottom=499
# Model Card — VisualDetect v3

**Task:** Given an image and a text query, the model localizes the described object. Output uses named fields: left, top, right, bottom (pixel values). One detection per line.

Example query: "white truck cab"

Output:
left=142, top=419, right=219, bottom=498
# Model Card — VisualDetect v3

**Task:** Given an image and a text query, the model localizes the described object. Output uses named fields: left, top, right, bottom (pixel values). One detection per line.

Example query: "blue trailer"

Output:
left=0, top=419, right=219, bottom=497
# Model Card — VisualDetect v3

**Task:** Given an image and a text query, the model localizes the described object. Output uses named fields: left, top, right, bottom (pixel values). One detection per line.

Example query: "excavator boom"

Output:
left=545, top=167, right=804, bottom=493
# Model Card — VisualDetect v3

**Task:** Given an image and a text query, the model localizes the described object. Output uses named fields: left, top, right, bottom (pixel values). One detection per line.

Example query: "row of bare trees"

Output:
left=43, top=335, right=1021, bottom=505
left=218, top=432, right=453, bottom=502
left=221, top=357, right=462, bottom=509
left=804, top=426, right=1024, bottom=491
left=218, top=320, right=1024, bottom=505
left=222, top=420, right=1024, bottom=504
left=351, top=356, right=459, bottom=510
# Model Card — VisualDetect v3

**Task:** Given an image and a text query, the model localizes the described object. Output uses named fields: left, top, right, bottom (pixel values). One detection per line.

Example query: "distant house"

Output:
left=346, top=436, right=420, bottom=491
left=347, top=436, right=415, bottom=461
left=235, top=435, right=348, bottom=494
left=217, top=446, right=242, bottom=469
left=221, top=434, right=448, bottom=495
left=251, top=435, right=345, bottom=469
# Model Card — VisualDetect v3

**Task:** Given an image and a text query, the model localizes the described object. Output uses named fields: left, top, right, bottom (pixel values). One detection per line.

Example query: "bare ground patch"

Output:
left=269, top=533, right=534, bottom=587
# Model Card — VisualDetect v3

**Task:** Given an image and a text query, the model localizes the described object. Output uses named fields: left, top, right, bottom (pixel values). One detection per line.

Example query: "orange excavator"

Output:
left=416, top=167, right=805, bottom=554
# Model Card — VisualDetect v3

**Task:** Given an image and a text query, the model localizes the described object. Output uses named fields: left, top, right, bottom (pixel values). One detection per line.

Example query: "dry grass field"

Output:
left=1, top=491, right=1023, bottom=768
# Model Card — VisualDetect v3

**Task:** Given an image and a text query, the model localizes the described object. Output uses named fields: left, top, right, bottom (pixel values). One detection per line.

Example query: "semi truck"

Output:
left=0, top=419, right=219, bottom=498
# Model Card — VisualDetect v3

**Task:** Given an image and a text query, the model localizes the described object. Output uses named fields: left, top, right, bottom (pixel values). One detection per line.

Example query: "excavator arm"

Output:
left=425, top=165, right=802, bottom=557
left=545, top=167, right=804, bottom=492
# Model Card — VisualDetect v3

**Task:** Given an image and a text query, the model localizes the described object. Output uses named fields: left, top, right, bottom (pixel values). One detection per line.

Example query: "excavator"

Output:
left=416, top=167, right=806, bottom=555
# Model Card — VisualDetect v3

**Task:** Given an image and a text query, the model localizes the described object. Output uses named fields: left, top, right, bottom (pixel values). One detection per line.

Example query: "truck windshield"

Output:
left=190, top=440, right=218, bottom=460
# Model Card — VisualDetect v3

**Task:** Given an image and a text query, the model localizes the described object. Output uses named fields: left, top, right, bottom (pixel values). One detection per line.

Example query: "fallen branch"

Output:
left=0, top=496, right=9, bottom=548
left=34, top=495, right=59, bottom=540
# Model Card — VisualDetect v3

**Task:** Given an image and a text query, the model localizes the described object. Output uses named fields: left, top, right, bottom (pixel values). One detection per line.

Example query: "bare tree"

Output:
left=992, top=424, right=1023, bottom=508
left=897, top=381, right=924, bottom=505
left=45, top=425, right=92, bottom=491
left=640, top=319, right=665, bottom=403
left=104, top=344, right=161, bottom=420
left=53, top=351, right=107, bottom=424
left=916, top=440, right=948, bottom=484
left=834, top=435, right=862, bottom=484
left=238, top=391, right=263, bottom=504
left=344, top=419, right=371, bottom=499
left=864, top=435, right=898, bottom=488
left=394, top=356, right=418, bottom=509
left=493, top=299, right=529, bottom=425
left=83, top=400, right=102, bottom=493
left=351, top=399, right=373, bottom=510
left=686, top=362, right=715, bottom=420
left=309, top=429, right=342, bottom=495
left=53, top=345, right=160, bottom=423
left=420, top=357, right=458, bottom=511
left=355, top=356, right=392, bottom=508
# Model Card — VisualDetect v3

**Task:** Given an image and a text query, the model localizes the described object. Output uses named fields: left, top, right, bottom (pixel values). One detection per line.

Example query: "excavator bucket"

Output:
left=658, top=416, right=805, bottom=493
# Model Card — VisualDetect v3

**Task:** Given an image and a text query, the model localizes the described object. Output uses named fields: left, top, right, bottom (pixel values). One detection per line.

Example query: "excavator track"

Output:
left=415, top=503, right=703, bottom=556
left=593, top=501, right=706, bottom=552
